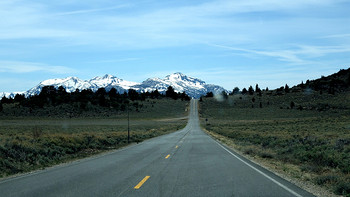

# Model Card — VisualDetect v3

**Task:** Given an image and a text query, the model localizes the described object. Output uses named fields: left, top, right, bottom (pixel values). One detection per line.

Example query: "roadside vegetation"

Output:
left=0, top=86, right=190, bottom=178
left=200, top=68, right=350, bottom=197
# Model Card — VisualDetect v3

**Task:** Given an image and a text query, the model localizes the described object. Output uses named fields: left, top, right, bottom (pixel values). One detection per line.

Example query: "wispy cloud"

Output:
left=209, top=43, right=350, bottom=65
left=54, top=4, right=131, bottom=16
left=86, top=58, right=140, bottom=64
left=0, top=61, right=77, bottom=74
left=0, top=0, right=347, bottom=47
left=320, top=34, right=350, bottom=39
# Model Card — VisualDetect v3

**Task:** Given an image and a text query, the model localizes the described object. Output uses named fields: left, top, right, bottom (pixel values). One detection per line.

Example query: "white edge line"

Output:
left=214, top=140, right=303, bottom=197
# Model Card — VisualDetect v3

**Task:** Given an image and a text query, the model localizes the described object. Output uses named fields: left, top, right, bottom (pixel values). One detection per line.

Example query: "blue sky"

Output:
left=0, top=0, right=349, bottom=92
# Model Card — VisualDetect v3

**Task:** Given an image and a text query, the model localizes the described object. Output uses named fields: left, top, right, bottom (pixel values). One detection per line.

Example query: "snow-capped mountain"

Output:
left=134, top=73, right=226, bottom=98
left=24, top=74, right=139, bottom=97
left=26, top=77, right=91, bottom=97
left=2, top=73, right=227, bottom=98
left=89, top=74, right=139, bottom=91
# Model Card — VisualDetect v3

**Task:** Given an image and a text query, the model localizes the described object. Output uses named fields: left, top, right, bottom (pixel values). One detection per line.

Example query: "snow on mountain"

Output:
left=1, top=92, right=25, bottom=99
left=26, top=77, right=91, bottom=97
left=134, top=72, right=226, bottom=98
left=3, top=73, right=227, bottom=98
left=89, top=74, right=139, bottom=91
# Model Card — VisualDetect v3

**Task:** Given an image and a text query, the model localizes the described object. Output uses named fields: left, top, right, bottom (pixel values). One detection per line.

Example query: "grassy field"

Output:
left=0, top=98, right=189, bottom=178
left=199, top=91, right=350, bottom=197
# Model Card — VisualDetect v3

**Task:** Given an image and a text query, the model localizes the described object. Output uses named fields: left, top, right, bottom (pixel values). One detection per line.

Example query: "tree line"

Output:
left=0, top=86, right=190, bottom=111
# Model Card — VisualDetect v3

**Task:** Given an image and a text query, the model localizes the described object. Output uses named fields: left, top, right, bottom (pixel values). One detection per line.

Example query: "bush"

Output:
left=334, top=181, right=350, bottom=196
left=244, top=148, right=255, bottom=155
left=300, top=164, right=322, bottom=173
left=315, top=175, right=338, bottom=185
left=260, top=152, right=274, bottom=159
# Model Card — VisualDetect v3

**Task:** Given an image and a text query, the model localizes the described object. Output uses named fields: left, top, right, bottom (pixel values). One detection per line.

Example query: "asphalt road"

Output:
left=0, top=99, right=315, bottom=197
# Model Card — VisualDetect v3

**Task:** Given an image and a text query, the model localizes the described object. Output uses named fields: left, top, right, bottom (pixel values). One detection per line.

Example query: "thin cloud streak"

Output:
left=0, top=61, right=77, bottom=74
left=0, top=0, right=347, bottom=47
left=320, top=34, right=350, bottom=39
left=209, top=43, right=350, bottom=65
left=86, top=58, right=140, bottom=64
left=54, top=4, right=131, bottom=16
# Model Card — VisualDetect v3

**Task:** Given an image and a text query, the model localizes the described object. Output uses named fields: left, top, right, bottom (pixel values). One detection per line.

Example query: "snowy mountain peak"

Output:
left=3, top=73, right=227, bottom=98
left=41, top=76, right=80, bottom=86
left=166, top=72, right=187, bottom=80
left=103, top=74, right=114, bottom=79
left=90, top=74, right=116, bottom=81
left=135, top=73, right=226, bottom=98
left=165, top=72, right=205, bottom=84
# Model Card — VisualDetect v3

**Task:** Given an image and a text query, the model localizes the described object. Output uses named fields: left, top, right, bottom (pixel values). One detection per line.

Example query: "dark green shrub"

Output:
left=300, top=164, right=322, bottom=173
left=244, top=148, right=255, bottom=155
left=260, top=152, right=274, bottom=159
left=334, top=181, right=350, bottom=196
left=315, top=175, right=338, bottom=185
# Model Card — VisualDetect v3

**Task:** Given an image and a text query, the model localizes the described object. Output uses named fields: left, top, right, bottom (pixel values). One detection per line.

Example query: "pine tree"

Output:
left=232, top=87, right=240, bottom=94
left=285, top=84, right=290, bottom=93
left=108, top=88, right=118, bottom=98
left=290, top=101, right=295, bottom=109
left=166, top=86, right=177, bottom=99
left=255, top=84, right=261, bottom=93
left=128, top=89, right=139, bottom=101
left=242, top=88, right=248, bottom=95
left=248, top=86, right=254, bottom=95
left=14, top=94, right=25, bottom=103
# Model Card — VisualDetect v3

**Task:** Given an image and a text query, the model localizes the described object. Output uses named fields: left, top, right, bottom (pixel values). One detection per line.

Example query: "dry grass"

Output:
left=0, top=99, right=189, bottom=178
left=199, top=92, right=350, bottom=196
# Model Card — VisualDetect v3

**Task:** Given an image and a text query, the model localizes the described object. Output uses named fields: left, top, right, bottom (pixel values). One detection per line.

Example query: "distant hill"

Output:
left=295, top=67, right=350, bottom=93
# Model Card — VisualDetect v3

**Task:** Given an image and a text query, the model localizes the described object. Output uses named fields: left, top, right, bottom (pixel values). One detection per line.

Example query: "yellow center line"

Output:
left=134, top=176, right=150, bottom=189
left=165, top=154, right=170, bottom=159
left=175, top=145, right=178, bottom=149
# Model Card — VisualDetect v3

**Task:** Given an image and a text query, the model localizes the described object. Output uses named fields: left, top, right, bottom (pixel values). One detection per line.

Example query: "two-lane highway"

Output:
left=0, top=100, right=315, bottom=197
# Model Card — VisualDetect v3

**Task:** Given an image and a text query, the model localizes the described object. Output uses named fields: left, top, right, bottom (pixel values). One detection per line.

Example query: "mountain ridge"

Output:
left=1, top=73, right=226, bottom=99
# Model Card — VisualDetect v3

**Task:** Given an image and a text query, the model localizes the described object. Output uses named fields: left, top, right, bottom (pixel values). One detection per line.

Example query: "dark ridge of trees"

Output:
left=295, top=67, right=350, bottom=93
left=232, top=68, right=350, bottom=96
left=1, top=86, right=190, bottom=110
left=165, top=86, right=191, bottom=101
left=1, top=96, right=13, bottom=104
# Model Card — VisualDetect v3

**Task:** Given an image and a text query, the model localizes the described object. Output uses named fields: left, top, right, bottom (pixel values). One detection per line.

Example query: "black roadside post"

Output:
left=127, top=102, right=130, bottom=144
